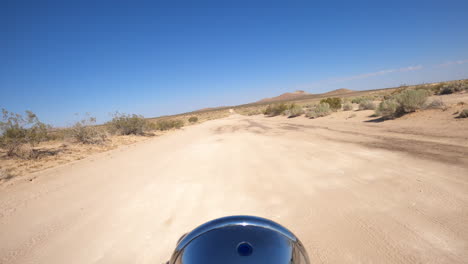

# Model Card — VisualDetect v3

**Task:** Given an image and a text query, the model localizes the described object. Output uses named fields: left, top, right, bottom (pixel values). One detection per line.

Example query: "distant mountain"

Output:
left=256, top=88, right=357, bottom=104
left=322, top=88, right=355, bottom=96
left=257, top=90, right=312, bottom=103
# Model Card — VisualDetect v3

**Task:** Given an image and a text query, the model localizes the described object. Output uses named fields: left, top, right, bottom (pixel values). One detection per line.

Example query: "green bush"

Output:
left=0, top=109, right=49, bottom=157
left=156, top=119, right=184, bottom=131
left=358, top=100, right=376, bottom=110
left=375, top=99, right=399, bottom=119
left=342, top=102, right=353, bottom=111
left=306, top=103, right=331, bottom=118
left=107, top=113, right=147, bottom=135
left=283, top=104, right=304, bottom=118
left=395, top=89, right=428, bottom=113
left=320, top=97, right=341, bottom=110
left=458, top=109, right=468, bottom=118
left=70, top=116, right=107, bottom=144
left=264, top=104, right=289, bottom=116
left=188, top=116, right=198, bottom=123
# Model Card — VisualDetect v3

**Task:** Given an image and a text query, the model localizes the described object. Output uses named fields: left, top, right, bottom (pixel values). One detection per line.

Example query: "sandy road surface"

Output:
left=1, top=114, right=468, bottom=263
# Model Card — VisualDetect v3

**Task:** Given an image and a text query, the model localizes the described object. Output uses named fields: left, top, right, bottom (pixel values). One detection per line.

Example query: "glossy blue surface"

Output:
left=169, top=215, right=309, bottom=264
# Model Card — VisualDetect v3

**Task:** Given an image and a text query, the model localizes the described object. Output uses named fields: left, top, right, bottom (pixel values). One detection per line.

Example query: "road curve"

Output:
left=1, top=114, right=468, bottom=263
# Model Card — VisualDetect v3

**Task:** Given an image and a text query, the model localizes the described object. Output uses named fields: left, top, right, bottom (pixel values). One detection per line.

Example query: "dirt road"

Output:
left=1, top=114, right=468, bottom=263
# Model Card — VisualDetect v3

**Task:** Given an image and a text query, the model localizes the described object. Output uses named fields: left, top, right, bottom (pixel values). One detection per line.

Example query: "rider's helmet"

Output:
left=168, top=215, right=310, bottom=264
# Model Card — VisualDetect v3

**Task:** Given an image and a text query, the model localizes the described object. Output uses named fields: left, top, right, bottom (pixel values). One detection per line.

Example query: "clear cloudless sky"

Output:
left=1, top=0, right=468, bottom=126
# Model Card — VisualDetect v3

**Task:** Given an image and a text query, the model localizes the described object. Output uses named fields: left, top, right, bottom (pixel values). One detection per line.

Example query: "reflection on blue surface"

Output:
left=169, top=215, right=310, bottom=264
left=182, top=225, right=292, bottom=264
left=237, top=242, right=253, bottom=256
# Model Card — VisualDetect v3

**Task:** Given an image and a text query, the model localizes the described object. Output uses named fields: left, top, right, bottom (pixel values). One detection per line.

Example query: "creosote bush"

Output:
left=395, top=89, right=428, bottom=113
left=426, top=99, right=446, bottom=110
left=438, top=80, right=468, bottom=95
left=320, top=97, right=342, bottom=110
left=107, top=113, right=147, bottom=135
left=342, top=102, right=353, bottom=111
left=351, top=96, right=371, bottom=104
left=70, top=116, right=107, bottom=144
left=264, top=103, right=289, bottom=116
left=283, top=104, right=304, bottom=118
left=375, top=89, right=429, bottom=119
left=188, top=116, right=198, bottom=123
left=458, top=109, right=468, bottom=118
left=0, top=109, right=49, bottom=158
left=358, top=100, right=376, bottom=110
left=155, top=119, right=184, bottom=131
left=306, top=103, right=331, bottom=119
left=376, top=99, right=399, bottom=119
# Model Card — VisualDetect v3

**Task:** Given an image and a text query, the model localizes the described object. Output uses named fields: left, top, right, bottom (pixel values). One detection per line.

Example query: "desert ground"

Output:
left=1, top=93, right=468, bottom=264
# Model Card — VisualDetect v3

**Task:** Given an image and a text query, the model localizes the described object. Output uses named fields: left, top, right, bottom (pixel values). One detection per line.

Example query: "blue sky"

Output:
left=1, top=0, right=468, bottom=126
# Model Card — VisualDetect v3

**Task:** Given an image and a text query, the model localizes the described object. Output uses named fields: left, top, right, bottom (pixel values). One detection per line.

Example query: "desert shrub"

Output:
left=343, top=102, right=353, bottom=111
left=284, top=104, right=304, bottom=118
left=107, top=113, right=147, bottom=135
left=188, top=116, right=198, bottom=123
left=395, top=89, right=428, bottom=113
left=351, top=96, right=371, bottom=104
left=0, top=168, right=14, bottom=180
left=458, top=109, right=468, bottom=118
left=264, top=103, right=288, bottom=116
left=320, top=97, right=341, bottom=110
left=438, top=80, right=468, bottom=95
left=426, top=99, right=446, bottom=110
left=247, top=109, right=264, bottom=115
left=306, top=103, right=331, bottom=118
left=70, top=116, right=107, bottom=144
left=375, top=99, right=399, bottom=119
left=358, top=100, right=376, bottom=110
left=0, top=109, right=49, bottom=157
left=156, top=119, right=184, bottom=131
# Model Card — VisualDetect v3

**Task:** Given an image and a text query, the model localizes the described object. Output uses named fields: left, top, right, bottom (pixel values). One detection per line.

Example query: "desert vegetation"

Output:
left=306, top=103, right=332, bottom=118
left=188, top=116, right=198, bottom=123
left=342, top=102, right=353, bottom=111
left=107, top=113, right=148, bottom=135
left=437, top=80, right=468, bottom=95
left=283, top=104, right=305, bottom=118
left=264, top=103, right=289, bottom=116
left=0, top=108, right=194, bottom=180
left=375, top=89, right=429, bottom=119
left=358, top=100, right=376, bottom=110
left=153, top=119, right=184, bottom=131
left=458, top=109, right=468, bottom=118
left=320, top=97, right=342, bottom=110
left=263, top=103, right=305, bottom=117
left=0, top=109, right=50, bottom=158
left=70, top=116, right=107, bottom=144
